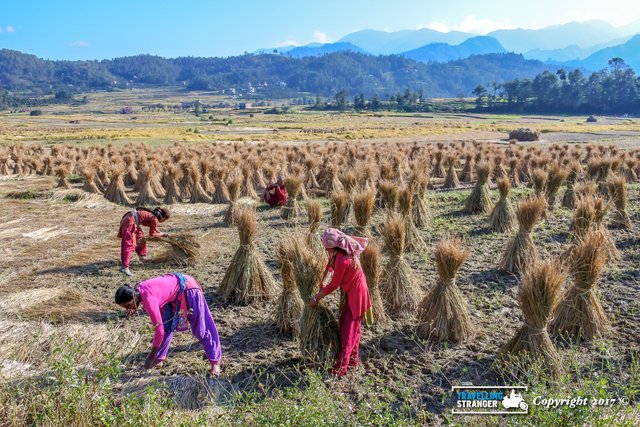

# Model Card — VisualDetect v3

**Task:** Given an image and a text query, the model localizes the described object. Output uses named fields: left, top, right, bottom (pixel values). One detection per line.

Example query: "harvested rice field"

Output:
left=0, top=95, right=639, bottom=426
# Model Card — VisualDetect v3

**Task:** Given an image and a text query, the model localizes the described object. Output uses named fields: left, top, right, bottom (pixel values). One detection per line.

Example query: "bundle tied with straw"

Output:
left=353, top=187, right=376, bottom=238
left=464, top=162, right=493, bottom=214
left=561, top=162, right=581, bottom=209
left=417, top=238, right=473, bottom=342
left=305, top=198, right=324, bottom=256
left=398, top=188, right=426, bottom=252
left=360, top=241, right=386, bottom=324
left=550, top=229, right=610, bottom=340
left=144, top=232, right=201, bottom=266
left=292, top=236, right=340, bottom=366
left=281, top=175, right=304, bottom=220
left=188, top=166, right=212, bottom=204
left=104, top=168, right=132, bottom=206
left=136, top=168, right=161, bottom=206
left=489, top=177, right=516, bottom=233
left=410, top=169, right=430, bottom=228
left=379, top=214, right=420, bottom=318
left=531, top=168, right=548, bottom=196
left=500, top=260, right=565, bottom=379
left=330, top=190, right=349, bottom=228
left=607, top=175, right=631, bottom=229
left=377, top=180, right=398, bottom=212
left=162, top=166, right=182, bottom=205
left=545, top=164, right=568, bottom=210
left=500, top=196, right=547, bottom=275
left=274, top=236, right=305, bottom=337
left=443, top=156, right=461, bottom=189
left=81, top=166, right=102, bottom=194
left=219, top=208, right=276, bottom=305
left=223, top=174, right=242, bottom=227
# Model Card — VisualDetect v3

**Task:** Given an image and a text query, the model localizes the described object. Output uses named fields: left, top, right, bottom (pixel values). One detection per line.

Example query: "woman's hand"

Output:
left=308, top=295, right=320, bottom=307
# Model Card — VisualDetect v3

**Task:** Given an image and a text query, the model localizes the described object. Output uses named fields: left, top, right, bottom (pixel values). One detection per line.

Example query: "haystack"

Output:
left=162, top=166, right=182, bottom=205
left=545, top=164, right=568, bottom=210
left=104, top=168, right=132, bottom=206
left=443, top=156, right=461, bottom=189
left=417, top=238, right=472, bottom=342
left=398, top=188, right=426, bottom=252
left=219, top=208, right=276, bottom=304
left=489, top=177, right=516, bottom=233
left=305, top=198, right=324, bottom=256
left=293, top=237, right=340, bottom=366
left=509, top=128, right=540, bottom=141
left=223, top=175, right=242, bottom=227
left=281, top=175, right=304, bottom=220
left=500, top=260, right=565, bottom=379
left=360, top=241, right=386, bottom=324
left=81, top=167, right=102, bottom=194
left=136, top=168, right=161, bottom=205
left=464, top=162, right=493, bottom=214
left=330, top=190, right=349, bottom=228
left=607, top=176, right=631, bottom=229
left=531, top=168, right=547, bottom=196
left=274, top=236, right=305, bottom=337
left=379, top=215, right=420, bottom=318
left=353, top=187, right=376, bottom=237
left=189, top=167, right=212, bottom=204
left=500, top=196, right=547, bottom=275
left=144, top=232, right=201, bottom=266
left=410, top=171, right=430, bottom=228
left=550, top=230, right=609, bottom=340
left=211, top=169, right=230, bottom=204
left=377, top=180, right=398, bottom=212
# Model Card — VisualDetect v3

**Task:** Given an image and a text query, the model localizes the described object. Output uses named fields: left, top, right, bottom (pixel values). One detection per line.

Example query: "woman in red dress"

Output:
left=309, top=228, right=371, bottom=377
left=117, top=207, right=170, bottom=276
left=263, top=175, right=288, bottom=207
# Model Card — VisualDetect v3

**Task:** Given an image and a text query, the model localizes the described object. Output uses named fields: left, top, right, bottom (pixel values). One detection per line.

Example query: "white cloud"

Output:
left=0, top=25, right=16, bottom=34
left=275, top=39, right=300, bottom=47
left=67, top=41, right=90, bottom=47
left=312, top=30, right=329, bottom=44
left=419, top=15, right=515, bottom=34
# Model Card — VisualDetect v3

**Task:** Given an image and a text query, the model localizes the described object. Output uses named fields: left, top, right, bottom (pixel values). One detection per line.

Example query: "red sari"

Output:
left=117, top=209, right=162, bottom=268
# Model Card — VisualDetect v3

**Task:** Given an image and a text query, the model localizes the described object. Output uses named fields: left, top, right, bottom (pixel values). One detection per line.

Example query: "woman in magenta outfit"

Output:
left=115, top=273, right=222, bottom=376
left=309, top=228, right=372, bottom=377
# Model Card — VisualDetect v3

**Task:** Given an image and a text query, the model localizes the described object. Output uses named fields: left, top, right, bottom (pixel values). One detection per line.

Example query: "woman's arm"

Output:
left=309, top=255, right=347, bottom=306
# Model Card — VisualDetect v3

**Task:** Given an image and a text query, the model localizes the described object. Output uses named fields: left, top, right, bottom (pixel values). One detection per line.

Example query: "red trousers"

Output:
left=333, top=304, right=363, bottom=376
left=120, top=220, right=147, bottom=268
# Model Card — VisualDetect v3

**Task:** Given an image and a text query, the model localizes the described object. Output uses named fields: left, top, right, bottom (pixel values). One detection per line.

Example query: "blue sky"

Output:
left=1, top=0, right=639, bottom=59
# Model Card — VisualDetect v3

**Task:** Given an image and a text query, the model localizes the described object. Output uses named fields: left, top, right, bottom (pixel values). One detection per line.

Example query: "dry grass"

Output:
left=500, top=196, right=547, bottom=275
left=379, top=215, right=420, bottom=318
left=219, top=208, right=276, bottom=304
left=330, top=191, right=349, bottom=229
left=353, top=187, right=376, bottom=237
left=417, top=238, right=472, bottom=342
left=360, top=241, right=386, bottom=324
left=607, top=175, right=631, bottom=229
left=464, top=162, right=493, bottom=214
left=550, top=230, right=610, bottom=340
left=145, top=232, right=201, bottom=266
left=281, top=175, right=304, bottom=220
left=500, top=260, right=566, bottom=379
left=274, top=236, right=304, bottom=338
left=489, top=177, right=516, bottom=233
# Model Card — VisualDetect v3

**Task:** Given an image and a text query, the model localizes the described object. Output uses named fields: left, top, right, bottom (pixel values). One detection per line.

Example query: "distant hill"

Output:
left=338, top=28, right=472, bottom=54
left=286, top=42, right=368, bottom=58
left=0, top=49, right=558, bottom=99
left=564, top=34, right=640, bottom=72
left=488, top=20, right=625, bottom=52
left=402, top=36, right=506, bottom=63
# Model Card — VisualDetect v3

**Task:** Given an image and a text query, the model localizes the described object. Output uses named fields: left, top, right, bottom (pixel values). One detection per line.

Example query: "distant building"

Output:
left=238, top=103, right=252, bottom=109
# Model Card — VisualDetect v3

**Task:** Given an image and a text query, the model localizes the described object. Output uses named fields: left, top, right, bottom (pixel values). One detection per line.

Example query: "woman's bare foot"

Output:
left=210, top=363, right=221, bottom=377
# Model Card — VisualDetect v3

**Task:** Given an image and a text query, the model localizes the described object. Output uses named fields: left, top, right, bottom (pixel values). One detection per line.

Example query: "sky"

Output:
left=1, top=0, right=640, bottom=60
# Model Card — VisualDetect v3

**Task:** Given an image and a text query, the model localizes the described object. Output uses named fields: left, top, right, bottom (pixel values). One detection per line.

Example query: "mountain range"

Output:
left=262, top=20, right=640, bottom=71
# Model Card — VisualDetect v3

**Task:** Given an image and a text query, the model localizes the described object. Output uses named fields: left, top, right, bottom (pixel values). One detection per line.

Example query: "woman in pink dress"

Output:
left=117, top=207, right=170, bottom=276
left=309, top=228, right=371, bottom=377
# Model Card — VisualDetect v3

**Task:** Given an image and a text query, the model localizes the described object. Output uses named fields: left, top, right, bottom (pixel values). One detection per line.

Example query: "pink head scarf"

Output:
left=321, top=228, right=368, bottom=258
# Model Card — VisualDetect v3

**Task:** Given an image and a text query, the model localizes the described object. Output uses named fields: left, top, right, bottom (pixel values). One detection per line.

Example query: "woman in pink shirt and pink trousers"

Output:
left=115, top=272, right=222, bottom=376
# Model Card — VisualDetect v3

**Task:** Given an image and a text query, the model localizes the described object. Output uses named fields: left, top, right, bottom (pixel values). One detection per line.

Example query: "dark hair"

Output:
left=136, top=206, right=170, bottom=220
left=115, top=284, right=138, bottom=304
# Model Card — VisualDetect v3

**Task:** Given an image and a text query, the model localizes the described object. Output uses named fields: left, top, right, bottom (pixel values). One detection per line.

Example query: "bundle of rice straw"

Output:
left=81, top=167, right=102, bottom=194
left=223, top=174, right=242, bottom=227
left=443, top=156, right=461, bottom=189
left=570, top=195, right=598, bottom=240
left=241, top=166, right=259, bottom=199
left=219, top=208, right=276, bottom=304
left=104, top=168, right=132, bottom=205
left=330, top=190, right=349, bottom=228
left=21, top=287, right=106, bottom=323
left=500, top=196, right=547, bottom=275
left=281, top=175, right=304, bottom=220
left=379, top=214, right=420, bottom=318
left=274, top=236, right=305, bottom=337
left=550, top=229, right=609, bottom=340
left=545, top=164, right=568, bottom=210
left=377, top=180, right=398, bottom=212
left=410, top=170, right=430, bottom=228
left=136, top=168, right=161, bottom=205
left=292, top=236, right=340, bottom=366
left=417, top=238, right=472, bottom=342
left=353, top=187, right=376, bottom=237
left=531, top=168, right=548, bottom=196
left=145, top=232, right=201, bottom=266
left=304, top=159, right=320, bottom=190
left=55, top=165, right=72, bottom=189
left=432, top=151, right=446, bottom=178
left=489, top=177, right=516, bottom=233
left=360, top=241, right=386, bottom=324
left=500, top=260, right=565, bottom=379
left=162, top=166, right=182, bottom=204
left=211, top=169, right=230, bottom=204
left=607, top=175, right=631, bottom=229
left=461, top=153, right=475, bottom=182
left=398, top=188, right=426, bottom=252
left=321, top=166, right=343, bottom=196
left=305, top=198, right=325, bottom=256
left=189, top=166, right=212, bottom=203
left=561, top=161, right=581, bottom=209
left=464, top=162, right=493, bottom=214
